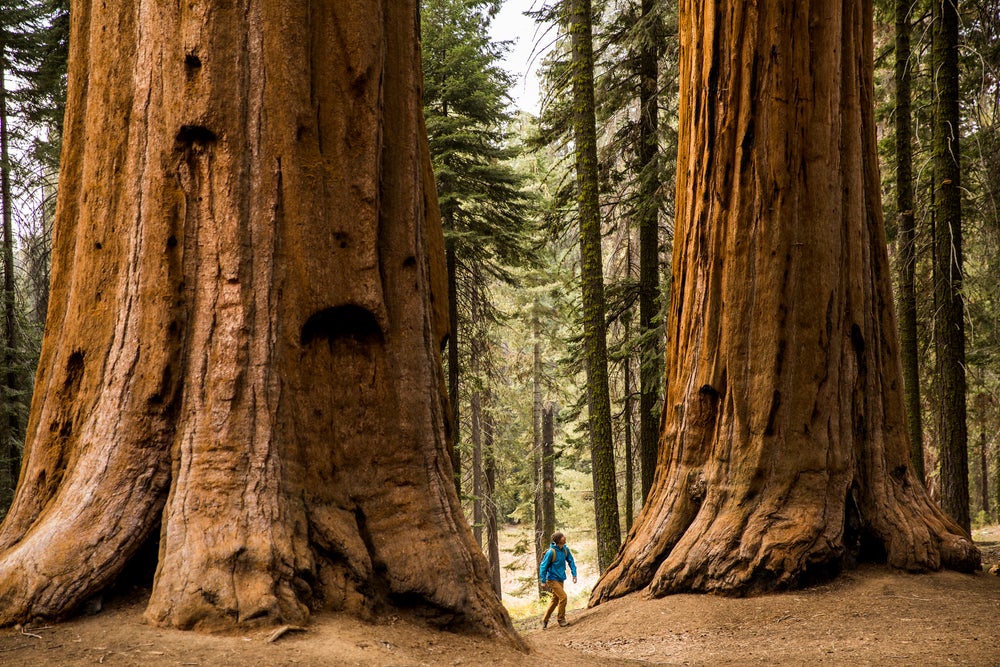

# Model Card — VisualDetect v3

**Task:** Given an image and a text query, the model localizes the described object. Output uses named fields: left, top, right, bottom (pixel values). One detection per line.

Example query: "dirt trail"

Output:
left=535, top=565, right=1000, bottom=666
left=2, top=562, right=998, bottom=666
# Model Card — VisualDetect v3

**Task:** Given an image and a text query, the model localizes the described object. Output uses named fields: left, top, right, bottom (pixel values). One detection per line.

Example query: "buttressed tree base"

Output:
left=591, top=0, right=979, bottom=604
left=0, top=1, right=518, bottom=641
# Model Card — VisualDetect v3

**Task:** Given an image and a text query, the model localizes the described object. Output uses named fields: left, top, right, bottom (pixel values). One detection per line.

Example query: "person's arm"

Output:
left=568, top=547, right=578, bottom=580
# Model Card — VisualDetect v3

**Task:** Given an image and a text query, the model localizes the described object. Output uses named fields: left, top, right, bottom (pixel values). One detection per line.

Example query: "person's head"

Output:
left=551, top=531, right=566, bottom=546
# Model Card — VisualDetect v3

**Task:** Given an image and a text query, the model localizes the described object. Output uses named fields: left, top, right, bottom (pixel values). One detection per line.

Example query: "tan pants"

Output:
left=543, top=580, right=568, bottom=623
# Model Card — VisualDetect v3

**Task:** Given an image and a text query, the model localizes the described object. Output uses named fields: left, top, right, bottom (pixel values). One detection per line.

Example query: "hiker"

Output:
left=539, top=531, right=577, bottom=628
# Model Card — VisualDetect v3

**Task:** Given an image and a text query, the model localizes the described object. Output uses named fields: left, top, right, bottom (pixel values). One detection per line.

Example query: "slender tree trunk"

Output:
left=541, top=403, right=556, bottom=549
left=571, top=0, right=621, bottom=573
left=591, top=0, right=979, bottom=604
left=638, top=0, right=662, bottom=504
left=442, top=96, right=460, bottom=496
left=895, top=0, right=925, bottom=482
left=0, top=2, right=520, bottom=642
left=472, top=388, right=483, bottom=547
left=624, top=247, right=635, bottom=530
left=932, top=0, right=970, bottom=535
left=484, top=410, right=501, bottom=597
left=532, top=307, right=545, bottom=593
left=0, top=43, right=21, bottom=516
left=995, top=438, right=1000, bottom=522
left=446, top=214, right=462, bottom=496
left=471, top=279, right=484, bottom=546
left=30, top=177, right=54, bottom=329
left=624, top=352, right=635, bottom=531
left=978, top=431, right=988, bottom=518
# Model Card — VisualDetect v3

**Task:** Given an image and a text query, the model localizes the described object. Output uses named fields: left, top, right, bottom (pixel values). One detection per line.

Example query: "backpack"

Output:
left=540, top=547, right=556, bottom=580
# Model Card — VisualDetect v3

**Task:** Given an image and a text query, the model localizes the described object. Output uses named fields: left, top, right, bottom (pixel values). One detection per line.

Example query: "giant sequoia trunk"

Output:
left=591, top=0, right=979, bottom=603
left=0, top=1, right=518, bottom=640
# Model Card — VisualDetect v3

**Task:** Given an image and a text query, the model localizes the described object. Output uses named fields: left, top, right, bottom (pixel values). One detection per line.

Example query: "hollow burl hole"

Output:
left=176, top=124, right=217, bottom=145
left=844, top=487, right=888, bottom=568
left=64, top=350, right=85, bottom=391
left=301, top=305, right=384, bottom=347
left=104, top=524, right=162, bottom=601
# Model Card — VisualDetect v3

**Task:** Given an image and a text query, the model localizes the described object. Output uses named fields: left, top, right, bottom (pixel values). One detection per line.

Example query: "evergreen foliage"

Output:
left=876, top=0, right=1000, bottom=524
left=421, top=0, right=537, bottom=537
left=423, top=0, right=534, bottom=284
left=528, top=0, right=680, bottom=543
left=592, top=0, right=676, bottom=507
left=1, top=0, right=67, bottom=517
left=565, top=0, right=622, bottom=572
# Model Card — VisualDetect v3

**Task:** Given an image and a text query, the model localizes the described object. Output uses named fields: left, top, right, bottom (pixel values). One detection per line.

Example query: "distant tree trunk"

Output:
left=894, top=0, right=925, bottom=482
left=0, top=2, right=520, bottom=642
left=539, top=403, right=556, bottom=596
left=623, top=246, right=636, bottom=530
left=638, top=0, right=662, bottom=504
left=446, top=215, right=462, bottom=495
left=541, top=403, right=556, bottom=547
left=472, top=388, right=484, bottom=547
left=484, top=410, right=501, bottom=597
left=26, top=177, right=55, bottom=329
left=532, top=308, right=545, bottom=591
left=972, top=394, right=991, bottom=520
left=438, top=69, right=460, bottom=501
left=571, top=0, right=621, bottom=573
left=591, top=0, right=979, bottom=604
left=624, top=352, right=635, bottom=530
left=0, top=45, right=20, bottom=516
left=995, top=438, right=1000, bottom=522
left=471, top=279, right=485, bottom=546
left=978, top=431, right=989, bottom=518
left=932, top=0, right=970, bottom=535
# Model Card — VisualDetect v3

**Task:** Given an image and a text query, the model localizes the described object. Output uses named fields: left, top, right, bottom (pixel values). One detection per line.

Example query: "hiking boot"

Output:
left=558, top=619, right=570, bottom=627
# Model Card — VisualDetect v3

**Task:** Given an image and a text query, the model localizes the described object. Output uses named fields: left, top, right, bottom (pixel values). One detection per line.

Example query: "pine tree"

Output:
left=569, top=0, right=621, bottom=572
left=1, top=0, right=56, bottom=516
left=421, top=0, right=535, bottom=495
left=592, top=0, right=679, bottom=504
left=957, top=0, right=1000, bottom=523
left=932, top=0, right=970, bottom=534
left=876, top=0, right=1000, bottom=522
left=635, top=0, right=665, bottom=503
left=530, top=0, right=681, bottom=562
left=893, top=0, right=925, bottom=481
left=0, top=4, right=18, bottom=513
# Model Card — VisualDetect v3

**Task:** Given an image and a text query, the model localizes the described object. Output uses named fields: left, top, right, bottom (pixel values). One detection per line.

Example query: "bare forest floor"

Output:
left=1, top=524, right=998, bottom=666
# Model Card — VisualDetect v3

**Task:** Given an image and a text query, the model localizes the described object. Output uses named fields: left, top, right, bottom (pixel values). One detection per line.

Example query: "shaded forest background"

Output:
left=1, top=0, right=998, bottom=591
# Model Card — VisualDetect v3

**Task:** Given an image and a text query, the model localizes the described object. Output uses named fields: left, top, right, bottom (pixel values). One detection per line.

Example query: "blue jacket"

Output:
left=539, top=542, right=577, bottom=583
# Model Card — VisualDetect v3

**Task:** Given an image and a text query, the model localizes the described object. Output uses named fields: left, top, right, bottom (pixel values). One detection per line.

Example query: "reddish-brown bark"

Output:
left=591, top=0, right=979, bottom=604
left=0, top=1, right=517, bottom=642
